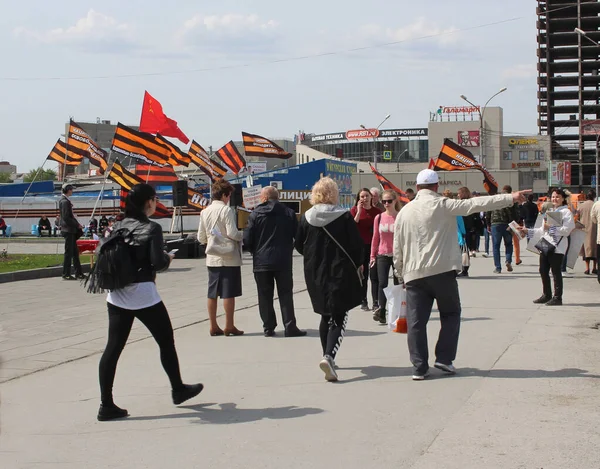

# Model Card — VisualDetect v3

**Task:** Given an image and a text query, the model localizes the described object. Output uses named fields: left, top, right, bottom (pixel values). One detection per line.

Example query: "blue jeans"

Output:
left=491, top=224, right=513, bottom=271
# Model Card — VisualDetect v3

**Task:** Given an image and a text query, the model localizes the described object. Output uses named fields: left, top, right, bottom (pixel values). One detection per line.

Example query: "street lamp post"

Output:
left=361, top=113, right=391, bottom=169
left=575, top=27, right=600, bottom=197
left=460, top=88, right=507, bottom=169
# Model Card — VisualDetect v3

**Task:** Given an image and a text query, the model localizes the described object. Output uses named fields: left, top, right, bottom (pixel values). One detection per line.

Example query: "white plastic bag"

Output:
left=384, top=284, right=407, bottom=330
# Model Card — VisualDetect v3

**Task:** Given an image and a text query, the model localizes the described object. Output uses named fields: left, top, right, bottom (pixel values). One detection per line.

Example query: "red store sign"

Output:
left=345, top=128, right=380, bottom=139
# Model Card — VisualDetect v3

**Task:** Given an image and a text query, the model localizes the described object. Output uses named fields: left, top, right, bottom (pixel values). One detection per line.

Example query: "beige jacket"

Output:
left=393, top=190, right=513, bottom=284
left=590, top=200, right=600, bottom=244
left=197, top=200, right=243, bottom=267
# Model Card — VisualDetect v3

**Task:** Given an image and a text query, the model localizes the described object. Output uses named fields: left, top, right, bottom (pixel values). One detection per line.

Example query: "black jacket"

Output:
left=295, top=206, right=364, bottom=316
left=59, top=195, right=79, bottom=233
left=38, top=217, right=52, bottom=230
left=521, top=201, right=539, bottom=226
left=113, top=217, right=171, bottom=283
left=243, top=201, right=298, bottom=272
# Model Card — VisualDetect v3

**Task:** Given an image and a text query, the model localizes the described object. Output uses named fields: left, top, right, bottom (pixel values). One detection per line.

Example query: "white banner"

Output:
left=242, top=185, right=262, bottom=210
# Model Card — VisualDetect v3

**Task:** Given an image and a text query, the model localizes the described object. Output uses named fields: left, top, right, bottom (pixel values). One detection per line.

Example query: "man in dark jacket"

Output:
left=244, top=186, right=306, bottom=337
left=59, top=184, right=84, bottom=280
left=521, top=194, right=539, bottom=229
left=486, top=185, right=521, bottom=274
left=37, top=215, right=52, bottom=237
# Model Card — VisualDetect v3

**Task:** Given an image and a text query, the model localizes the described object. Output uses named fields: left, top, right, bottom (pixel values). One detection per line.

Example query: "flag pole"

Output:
left=89, top=152, right=116, bottom=224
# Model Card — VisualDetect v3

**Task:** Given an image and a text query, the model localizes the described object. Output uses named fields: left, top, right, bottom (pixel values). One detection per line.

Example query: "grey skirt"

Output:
left=207, top=266, right=242, bottom=299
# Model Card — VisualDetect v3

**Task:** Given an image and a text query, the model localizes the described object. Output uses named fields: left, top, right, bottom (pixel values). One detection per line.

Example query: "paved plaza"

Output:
left=1, top=247, right=600, bottom=468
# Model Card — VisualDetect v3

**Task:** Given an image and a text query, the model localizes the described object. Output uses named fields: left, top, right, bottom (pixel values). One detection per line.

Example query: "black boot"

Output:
left=545, top=297, right=562, bottom=306
left=533, top=295, right=551, bottom=304
left=97, top=403, right=129, bottom=421
left=457, top=267, right=469, bottom=278
left=172, top=383, right=204, bottom=405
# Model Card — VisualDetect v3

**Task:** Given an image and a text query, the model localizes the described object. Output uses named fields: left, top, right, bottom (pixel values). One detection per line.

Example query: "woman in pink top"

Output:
left=370, top=190, right=403, bottom=324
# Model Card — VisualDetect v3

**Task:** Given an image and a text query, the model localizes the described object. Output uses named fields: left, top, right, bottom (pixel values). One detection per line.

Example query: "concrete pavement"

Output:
left=1, top=248, right=599, bottom=468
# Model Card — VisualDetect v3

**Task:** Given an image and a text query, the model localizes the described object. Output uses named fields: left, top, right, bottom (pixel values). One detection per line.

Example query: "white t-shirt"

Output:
left=107, top=282, right=162, bottom=310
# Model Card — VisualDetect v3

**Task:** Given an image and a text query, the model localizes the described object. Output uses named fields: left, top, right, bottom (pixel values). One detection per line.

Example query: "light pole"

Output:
left=361, top=113, right=391, bottom=169
left=460, top=88, right=507, bottom=168
left=575, top=27, right=600, bottom=197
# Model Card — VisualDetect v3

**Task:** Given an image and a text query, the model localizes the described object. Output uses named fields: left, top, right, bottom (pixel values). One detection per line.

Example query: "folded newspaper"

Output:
left=545, top=211, right=563, bottom=227
left=509, top=221, right=526, bottom=239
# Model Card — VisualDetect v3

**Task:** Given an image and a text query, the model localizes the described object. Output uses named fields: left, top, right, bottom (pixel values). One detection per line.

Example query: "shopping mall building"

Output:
left=296, top=106, right=552, bottom=194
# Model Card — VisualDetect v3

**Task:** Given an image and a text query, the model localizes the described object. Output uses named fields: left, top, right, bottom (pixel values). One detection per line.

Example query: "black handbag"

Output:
left=535, top=236, right=556, bottom=256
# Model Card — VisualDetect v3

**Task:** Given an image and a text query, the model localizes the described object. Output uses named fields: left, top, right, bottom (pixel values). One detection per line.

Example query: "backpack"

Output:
left=84, top=227, right=137, bottom=293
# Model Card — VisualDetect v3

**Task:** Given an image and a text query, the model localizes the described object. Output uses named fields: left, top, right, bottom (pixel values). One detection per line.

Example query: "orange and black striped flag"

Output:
left=120, top=188, right=171, bottom=218
left=108, top=159, right=144, bottom=191
left=242, top=132, right=292, bottom=159
left=369, top=164, right=410, bottom=204
left=135, top=164, right=179, bottom=185
left=435, top=139, right=498, bottom=195
left=67, top=120, right=108, bottom=173
left=155, top=134, right=191, bottom=167
left=47, top=140, right=83, bottom=166
left=112, top=123, right=171, bottom=167
left=188, top=186, right=210, bottom=210
left=188, top=140, right=227, bottom=181
left=214, top=141, right=246, bottom=175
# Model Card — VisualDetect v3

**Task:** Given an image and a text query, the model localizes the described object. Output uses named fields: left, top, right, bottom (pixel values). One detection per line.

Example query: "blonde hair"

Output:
left=442, top=189, right=453, bottom=198
left=310, top=177, right=339, bottom=205
left=381, top=189, right=403, bottom=211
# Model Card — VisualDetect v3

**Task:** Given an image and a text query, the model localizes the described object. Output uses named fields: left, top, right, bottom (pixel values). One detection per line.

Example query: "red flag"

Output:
left=369, top=164, right=410, bottom=204
left=139, top=91, right=189, bottom=144
left=428, top=158, right=436, bottom=169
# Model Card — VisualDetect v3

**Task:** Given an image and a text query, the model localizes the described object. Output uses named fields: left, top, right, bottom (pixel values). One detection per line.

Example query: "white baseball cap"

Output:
left=416, top=169, right=439, bottom=185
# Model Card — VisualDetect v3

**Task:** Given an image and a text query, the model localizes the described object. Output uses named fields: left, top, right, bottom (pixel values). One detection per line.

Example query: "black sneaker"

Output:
left=75, top=273, right=86, bottom=280
left=372, top=307, right=383, bottom=322
left=97, top=404, right=129, bottom=422
left=264, top=329, right=275, bottom=337
left=545, top=297, right=562, bottom=306
left=62, top=275, right=76, bottom=280
left=172, top=383, right=204, bottom=405
left=371, top=303, right=379, bottom=312
left=533, top=296, right=551, bottom=304
left=360, top=301, right=369, bottom=311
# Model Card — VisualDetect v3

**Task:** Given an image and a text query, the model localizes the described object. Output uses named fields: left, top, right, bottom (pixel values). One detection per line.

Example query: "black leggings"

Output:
left=539, top=252, right=564, bottom=299
left=377, top=255, right=399, bottom=313
left=319, top=312, right=348, bottom=360
left=360, top=244, right=379, bottom=305
left=99, top=301, right=184, bottom=405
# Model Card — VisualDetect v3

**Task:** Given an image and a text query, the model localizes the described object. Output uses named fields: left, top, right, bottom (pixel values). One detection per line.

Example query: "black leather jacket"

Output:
left=113, top=217, right=170, bottom=283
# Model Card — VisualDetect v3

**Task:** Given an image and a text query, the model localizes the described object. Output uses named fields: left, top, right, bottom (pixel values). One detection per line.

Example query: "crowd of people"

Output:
left=46, top=173, right=598, bottom=420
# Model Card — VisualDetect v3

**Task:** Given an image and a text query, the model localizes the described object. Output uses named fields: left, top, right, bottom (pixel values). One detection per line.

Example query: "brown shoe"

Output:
left=224, top=327, right=244, bottom=337
left=210, top=327, right=224, bottom=337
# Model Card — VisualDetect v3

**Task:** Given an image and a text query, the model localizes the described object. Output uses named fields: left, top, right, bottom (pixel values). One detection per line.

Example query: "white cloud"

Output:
left=502, top=64, right=536, bottom=79
left=13, top=10, right=139, bottom=53
left=357, top=17, right=460, bottom=47
left=177, top=14, right=280, bottom=55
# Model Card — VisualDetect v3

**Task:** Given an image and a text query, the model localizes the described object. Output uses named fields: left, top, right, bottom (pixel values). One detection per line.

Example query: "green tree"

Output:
left=23, top=167, right=57, bottom=183
left=0, top=172, right=13, bottom=183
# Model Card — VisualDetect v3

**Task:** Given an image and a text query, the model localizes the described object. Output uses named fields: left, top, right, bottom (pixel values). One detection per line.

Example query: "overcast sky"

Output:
left=1, top=0, right=538, bottom=172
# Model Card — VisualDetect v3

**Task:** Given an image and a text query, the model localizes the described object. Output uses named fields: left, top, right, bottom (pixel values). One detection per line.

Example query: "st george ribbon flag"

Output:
left=135, top=164, right=178, bottom=185
left=67, top=120, right=108, bottom=173
left=188, top=140, right=227, bottom=181
left=119, top=188, right=171, bottom=219
left=241, top=132, right=292, bottom=159
left=111, top=123, right=171, bottom=167
left=155, top=134, right=191, bottom=167
left=369, top=163, right=410, bottom=204
left=214, top=141, right=247, bottom=175
left=187, top=186, right=210, bottom=210
left=435, top=139, right=498, bottom=195
left=139, top=91, right=189, bottom=144
left=47, top=140, right=83, bottom=166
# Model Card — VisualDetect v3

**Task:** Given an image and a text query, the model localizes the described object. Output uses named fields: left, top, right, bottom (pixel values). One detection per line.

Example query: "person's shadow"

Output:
left=125, top=403, right=324, bottom=424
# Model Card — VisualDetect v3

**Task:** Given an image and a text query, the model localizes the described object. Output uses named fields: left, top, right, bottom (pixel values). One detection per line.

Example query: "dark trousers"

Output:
left=62, top=232, right=82, bottom=277
left=360, top=244, right=379, bottom=305
left=405, top=271, right=462, bottom=374
left=540, top=252, right=564, bottom=299
left=376, top=255, right=399, bottom=313
left=254, top=269, right=297, bottom=332
left=99, top=302, right=184, bottom=405
left=561, top=236, right=571, bottom=272
left=319, top=312, right=348, bottom=360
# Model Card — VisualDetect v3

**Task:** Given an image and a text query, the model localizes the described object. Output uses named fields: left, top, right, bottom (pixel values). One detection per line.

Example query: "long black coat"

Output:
left=295, top=210, right=364, bottom=316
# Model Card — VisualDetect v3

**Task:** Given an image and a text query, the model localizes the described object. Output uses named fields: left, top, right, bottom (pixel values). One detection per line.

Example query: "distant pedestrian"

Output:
left=350, top=188, right=382, bottom=311
left=393, top=169, right=528, bottom=380
left=98, top=184, right=203, bottom=422
left=198, top=179, right=245, bottom=337
left=520, top=189, right=575, bottom=306
left=405, top=188, right=415, bottom=201
left=295, top=177, right=364, bottom=382
left=244, top=186, right=307, bottom=338
left=522, top=194, right=539, bottom=229
left=487, top=185, right=520, bottom=273
left=590, top=197, right=600, bottom=283
left=37, top=215, right=52, bottom=237
left=578, top=191, right=597, bottom=275
left=370, top=187, right=385, bottom=211
left=59, top=184, right=84, bottom=280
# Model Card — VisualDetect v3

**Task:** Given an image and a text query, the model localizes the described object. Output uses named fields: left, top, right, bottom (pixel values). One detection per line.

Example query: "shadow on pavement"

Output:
left=166, top=267, right=193, bottom=272
left=461, top=317, right=492, bottom=322
left=338, top=366, right=414, bottom=384
left=125, top=402, right=324, bottom=424
left=472, top=275, right=541, bottom=280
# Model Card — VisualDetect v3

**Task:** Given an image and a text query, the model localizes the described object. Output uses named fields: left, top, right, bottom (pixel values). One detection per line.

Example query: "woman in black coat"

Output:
left=295, top=177, right=364, bottom=382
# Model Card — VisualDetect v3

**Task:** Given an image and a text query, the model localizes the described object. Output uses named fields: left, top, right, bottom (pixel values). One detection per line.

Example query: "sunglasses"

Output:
left=382, top=199, right=395, bottom=204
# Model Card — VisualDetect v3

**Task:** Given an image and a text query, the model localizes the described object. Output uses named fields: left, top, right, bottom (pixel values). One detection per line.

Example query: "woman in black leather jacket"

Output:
left=97, top=184, right=203, bottom=421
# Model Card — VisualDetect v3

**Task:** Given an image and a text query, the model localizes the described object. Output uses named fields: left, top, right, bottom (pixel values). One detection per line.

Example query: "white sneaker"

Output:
left=412, top=371, right=429, bottom=381
left=319, top=355, right=338, bottom=382
left=482, top=253, right=489, bottom=258
left=434, top=362, right=456, bottom=374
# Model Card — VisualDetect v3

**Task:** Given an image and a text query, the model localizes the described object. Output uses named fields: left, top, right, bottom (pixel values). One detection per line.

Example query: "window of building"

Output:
left=519, top=151, right=528, bottom=161
left=535, top=150, right=544, bottom=160
left=503, top=151, right=512, bottom=160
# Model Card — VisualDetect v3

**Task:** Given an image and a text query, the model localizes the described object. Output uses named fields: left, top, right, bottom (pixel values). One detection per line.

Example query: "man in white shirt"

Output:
left=393, top=169, right=529, bottom=380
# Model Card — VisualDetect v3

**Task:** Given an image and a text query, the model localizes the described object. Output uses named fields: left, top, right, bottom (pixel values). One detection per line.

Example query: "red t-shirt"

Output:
left=350, top=205, right=382, bottom=245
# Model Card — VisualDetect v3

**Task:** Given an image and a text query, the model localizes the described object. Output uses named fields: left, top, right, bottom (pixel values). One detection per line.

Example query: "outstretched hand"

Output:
left=511, top=190, right=532, bottom=204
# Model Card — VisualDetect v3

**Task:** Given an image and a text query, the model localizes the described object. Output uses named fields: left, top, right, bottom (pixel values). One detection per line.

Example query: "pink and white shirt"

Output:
left=370, top=212, right=397, bottom=260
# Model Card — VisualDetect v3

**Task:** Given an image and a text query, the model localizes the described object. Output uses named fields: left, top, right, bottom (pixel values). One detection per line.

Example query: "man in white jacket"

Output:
left=393, top=169, right=529, bottom=380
